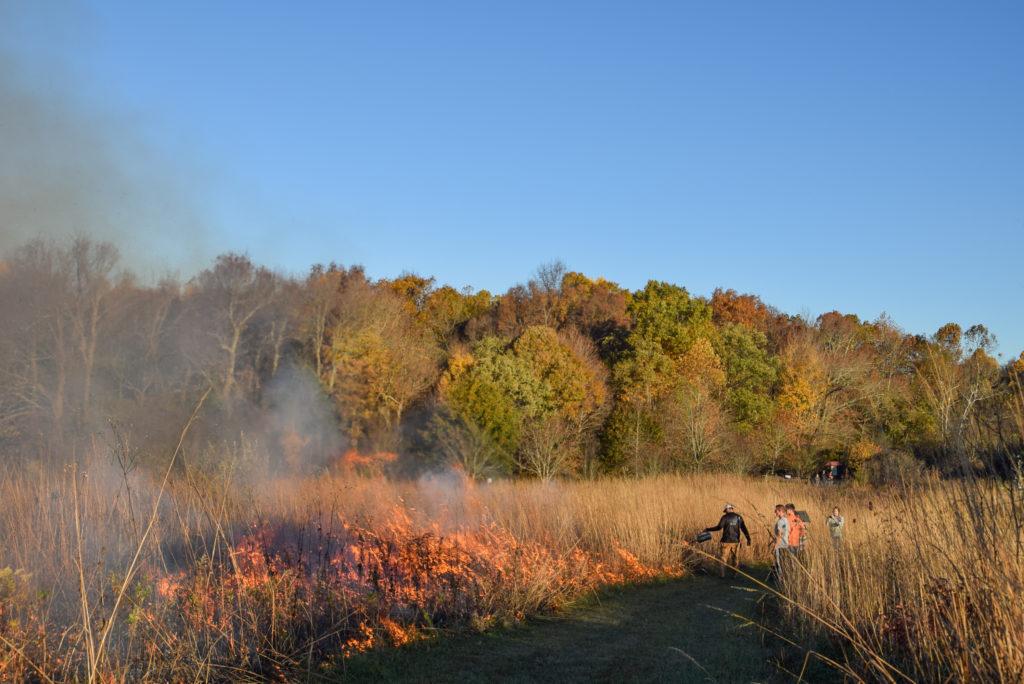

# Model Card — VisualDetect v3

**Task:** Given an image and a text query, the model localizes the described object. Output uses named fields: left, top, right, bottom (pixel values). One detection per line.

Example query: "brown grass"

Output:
left=775, top=476, right=1024, bottom=682
left=0, top=456, right=1021, bottom=681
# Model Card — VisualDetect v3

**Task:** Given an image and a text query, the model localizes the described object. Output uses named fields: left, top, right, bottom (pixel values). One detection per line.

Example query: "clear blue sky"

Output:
left=7, top=2, right=1024, bottom=356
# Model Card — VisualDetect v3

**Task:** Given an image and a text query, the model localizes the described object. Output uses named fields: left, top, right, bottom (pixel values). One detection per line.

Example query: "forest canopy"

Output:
left=1, top=237, right=1021, bottom=482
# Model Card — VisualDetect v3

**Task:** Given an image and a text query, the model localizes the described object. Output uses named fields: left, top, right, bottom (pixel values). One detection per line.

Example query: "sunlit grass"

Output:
left=0, top=459, right=1020, bottom=681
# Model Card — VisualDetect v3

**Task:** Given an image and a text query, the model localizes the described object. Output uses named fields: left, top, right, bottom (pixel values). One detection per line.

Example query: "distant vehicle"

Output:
left=813, top=460, right=848, bottom=484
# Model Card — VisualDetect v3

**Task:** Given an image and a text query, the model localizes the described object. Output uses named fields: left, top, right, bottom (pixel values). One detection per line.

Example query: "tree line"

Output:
left=1, top=237, right=1021, bottom=481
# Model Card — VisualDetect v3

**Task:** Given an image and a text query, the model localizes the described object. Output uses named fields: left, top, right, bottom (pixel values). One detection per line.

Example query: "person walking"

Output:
left=826, top=506, right=845, bottom=548
left=773, top=504, right=790, bottom=579
left=703, top=504, right=752, bottom=578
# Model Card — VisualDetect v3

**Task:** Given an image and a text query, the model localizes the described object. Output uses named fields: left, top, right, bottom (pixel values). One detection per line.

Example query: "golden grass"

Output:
left=0, top=458, right=1020, bottom=681
left=776, top=476, right=1024, bottom=683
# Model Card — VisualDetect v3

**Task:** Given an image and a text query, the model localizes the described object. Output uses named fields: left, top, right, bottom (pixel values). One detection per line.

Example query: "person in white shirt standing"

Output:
left=773, top=504, right=790, bottom=579
left=826, top=506, right=845, bottom=549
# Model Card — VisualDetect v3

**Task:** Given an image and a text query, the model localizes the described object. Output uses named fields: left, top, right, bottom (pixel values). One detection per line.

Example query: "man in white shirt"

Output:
left=773, top=503, right=790, bottom=579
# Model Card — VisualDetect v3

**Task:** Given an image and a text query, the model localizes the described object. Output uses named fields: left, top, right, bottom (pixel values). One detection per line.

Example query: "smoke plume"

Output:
left=0, top=2, right=210, bottom=275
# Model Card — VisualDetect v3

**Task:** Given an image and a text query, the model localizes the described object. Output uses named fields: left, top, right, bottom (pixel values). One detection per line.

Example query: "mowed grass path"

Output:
left=341, top=569, right=789, bottom=683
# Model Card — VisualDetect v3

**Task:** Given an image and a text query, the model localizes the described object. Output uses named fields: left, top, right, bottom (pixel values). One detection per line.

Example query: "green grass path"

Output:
left=340, top=569, right=788, bottom=683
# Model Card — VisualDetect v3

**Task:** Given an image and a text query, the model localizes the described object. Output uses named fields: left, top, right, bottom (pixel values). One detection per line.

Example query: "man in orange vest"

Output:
left=785, top=503, right=807, bottom=554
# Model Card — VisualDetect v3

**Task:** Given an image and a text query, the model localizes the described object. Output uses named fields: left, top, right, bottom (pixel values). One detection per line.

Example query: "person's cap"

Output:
left=724, top=503, right=735, bottom=511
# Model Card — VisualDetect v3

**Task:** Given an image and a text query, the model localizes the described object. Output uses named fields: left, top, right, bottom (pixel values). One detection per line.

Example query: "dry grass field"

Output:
left=0, top=457, right=1021, bottom=682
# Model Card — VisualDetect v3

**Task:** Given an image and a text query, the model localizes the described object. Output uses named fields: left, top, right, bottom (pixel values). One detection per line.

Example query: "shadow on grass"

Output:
left=336, top=566, right=809, bottom=683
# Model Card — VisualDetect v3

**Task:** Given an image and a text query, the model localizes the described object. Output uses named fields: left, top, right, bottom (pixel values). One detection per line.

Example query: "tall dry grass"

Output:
left=0, top=451, right=1021, bottom=681
left=774, top=478, right=1024, bottom=683
left=0, top=460, right=750, bottom=680
left=768, top=378, right=1024, bottom=683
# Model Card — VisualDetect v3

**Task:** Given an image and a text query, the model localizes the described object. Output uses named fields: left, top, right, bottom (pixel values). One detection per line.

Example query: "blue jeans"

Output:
left=773, top=547, right=788, bottom=577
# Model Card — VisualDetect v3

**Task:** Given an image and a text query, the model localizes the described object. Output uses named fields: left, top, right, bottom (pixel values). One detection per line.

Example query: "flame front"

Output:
left=152, top=504, right=686, bottom=663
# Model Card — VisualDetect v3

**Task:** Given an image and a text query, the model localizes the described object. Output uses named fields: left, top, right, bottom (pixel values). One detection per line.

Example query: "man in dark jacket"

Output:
left=704, top=504, right=752, bottom=578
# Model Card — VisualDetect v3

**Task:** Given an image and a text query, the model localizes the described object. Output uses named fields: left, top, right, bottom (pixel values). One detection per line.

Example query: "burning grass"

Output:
left=0, top=461, right=1020, bottom=682
left=0, top=464, right=699, bottom=681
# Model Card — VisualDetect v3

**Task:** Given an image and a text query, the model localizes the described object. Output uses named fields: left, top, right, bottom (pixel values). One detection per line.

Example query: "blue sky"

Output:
left=6, top=2, right=1024, bottom=356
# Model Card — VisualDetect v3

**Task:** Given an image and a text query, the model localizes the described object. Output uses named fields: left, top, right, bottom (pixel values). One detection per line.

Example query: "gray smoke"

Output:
left=0, top=2, right=210, bottom=276
left=260, top=364, right=348, bottom=476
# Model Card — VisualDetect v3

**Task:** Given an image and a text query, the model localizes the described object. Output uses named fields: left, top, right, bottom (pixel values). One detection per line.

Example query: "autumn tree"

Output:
left=774, top=314, right=892, bottom=474
left=518, top=414, right=581, bottom=481
left=0, top=238, right=130, bottom=449
left=427, top=406, right=506, bottom=479
left=385, top=273, right=436, bottom=315
left=66, top=238, right=120, bottom=420
left=440, top=337, right=542, bottom=470
left=440, top=325, right=607, bottom=477
left=406, top=282, right=492, bottom=346
left=602, top=349, right=661, bottom=473
left=560, top=271, right=631, bottom=358
left=0, top=240, right=74, bottom=446
left=628, top=281, right=714, bottom=357
left=187, top=254, right=280, bottom=408
left=247, top=276, right=301, bottom=398
left=710, top=288, right=773, bottom=333
left=327, top=280, right=442, bottom=448
left=299, top=264, right=349, bottom=380
left=662, top=337, right=728, bottom=471
left=714, top=324, right=779, bottom=431
left=105, top=277, right=183, bottom=401
left=526, top=260, right=569, bottom=328
left=465, top=262, right=569, bottom=341
left=914, top=323, right=1000, bottom=470
left=1, top=234, right=1019, bottom=481
left=603, top=281, right=715, bottom=474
